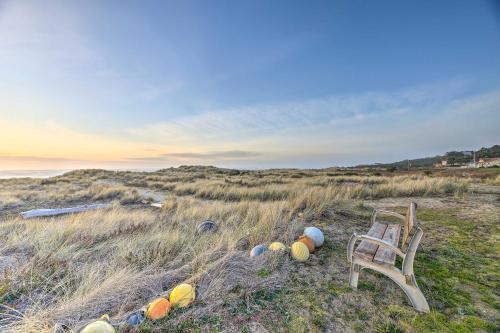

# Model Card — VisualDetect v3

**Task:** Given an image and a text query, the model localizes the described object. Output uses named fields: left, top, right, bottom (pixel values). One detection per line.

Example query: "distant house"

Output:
left=478, top=157, right=500, bottom=168
left=433, top=160, right=448, bottom=168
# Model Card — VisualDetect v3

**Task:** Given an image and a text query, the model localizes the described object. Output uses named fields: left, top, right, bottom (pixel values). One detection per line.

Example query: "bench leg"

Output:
left=349, top=264, right=360, bottom=290
left=382, top=269, right=430, bottom=313
left=401, top=275, right=430, bottom=313
left=403, top=285, right=429, bottom=313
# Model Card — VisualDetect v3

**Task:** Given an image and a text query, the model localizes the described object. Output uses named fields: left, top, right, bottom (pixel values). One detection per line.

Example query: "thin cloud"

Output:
left=126, top=85, right=500, bottom=166
left=128, top=150, right=262, bottom=162
left=127, top=80, right=472, bottom=146
left=164, top=150, right=262, bottom=159
left=0, top=155, right=85, bottom=163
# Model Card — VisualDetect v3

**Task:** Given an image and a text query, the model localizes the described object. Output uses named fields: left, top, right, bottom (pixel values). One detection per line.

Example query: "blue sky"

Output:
left=1, top=0, right=499, bottom=169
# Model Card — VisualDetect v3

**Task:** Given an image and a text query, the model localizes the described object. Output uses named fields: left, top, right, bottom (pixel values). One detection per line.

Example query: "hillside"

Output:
left=358, top=144, right=500, bottom=169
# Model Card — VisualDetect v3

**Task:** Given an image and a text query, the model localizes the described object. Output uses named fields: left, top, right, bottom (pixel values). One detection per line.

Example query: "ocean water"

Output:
left=0, top=170, right=69, bottom=179
left=0, top=168, right=161, bottom=179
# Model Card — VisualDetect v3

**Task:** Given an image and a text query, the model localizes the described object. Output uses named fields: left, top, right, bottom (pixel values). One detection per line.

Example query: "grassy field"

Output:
left=0, top=166, right=498, bottom=332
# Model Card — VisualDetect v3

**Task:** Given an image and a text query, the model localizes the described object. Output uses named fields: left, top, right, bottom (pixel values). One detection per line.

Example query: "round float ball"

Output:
left=291, top=242, right=310, bottom=262
left=146, top=297, right=171, bottom=320
left=268, top=242, right=286, bottom=251
left=304, top=227, right=324, bottom=247
left=126, top=311, right=145, bottom=327
left=170, top=283, right=196, bottom=308
left=81, top=319, right=115, bottom=333
left=250, top=244, right=267, bottom=257
left=298, top=235, right=315, bottom=253
left=197, top=219, right=218, bottom=233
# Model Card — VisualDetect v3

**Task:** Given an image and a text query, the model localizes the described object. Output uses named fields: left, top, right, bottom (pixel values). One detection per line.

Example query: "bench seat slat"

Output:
left=354, top=222, right=387, bottom=261
left=373, top=224, right=402, bottom=266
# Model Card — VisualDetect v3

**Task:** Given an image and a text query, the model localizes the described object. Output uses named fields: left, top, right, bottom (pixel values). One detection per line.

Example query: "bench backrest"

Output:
left=402, top=202, right=417, bottom=250
left=401, top=202, right=423, bottom=276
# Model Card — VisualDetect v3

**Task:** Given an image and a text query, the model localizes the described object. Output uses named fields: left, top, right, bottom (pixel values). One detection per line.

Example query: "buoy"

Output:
left=250, top=244, right=267, bottom=257
left=304, top=227, right=324, bottom=247
left=146, top=297, right=170, bottom=320
left=126, top=310, right=145, bottom=327
left=298, top=235, right=315, bottom=253
left=291, top=242, right=310, bottom=262
left=197, top=219, right=218, bottom=233
left=170, top=283, right=196, bottom=308
left=81, top=315, right=115, bottom=333
left=268, top=242, right=286, bottom=251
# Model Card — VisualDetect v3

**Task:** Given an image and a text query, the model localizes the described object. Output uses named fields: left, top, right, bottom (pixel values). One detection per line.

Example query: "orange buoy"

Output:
left=146, top=297, right=170, bottom=320
left=298, top=235, right=315, bottom=253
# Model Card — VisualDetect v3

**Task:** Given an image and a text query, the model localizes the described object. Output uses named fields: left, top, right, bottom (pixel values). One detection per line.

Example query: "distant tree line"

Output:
left=445, top=145, right=500, bottom=165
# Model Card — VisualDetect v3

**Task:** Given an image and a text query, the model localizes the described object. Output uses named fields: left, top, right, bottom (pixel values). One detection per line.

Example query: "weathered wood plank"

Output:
left=20, top=204, right=111, bottom=218
left=374, top=224, right=402, bottom=265
left=355, top=222, right=387, bottom=261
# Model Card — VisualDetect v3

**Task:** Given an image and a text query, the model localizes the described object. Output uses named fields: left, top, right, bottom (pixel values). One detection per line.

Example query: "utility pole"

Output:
left=407, top=159, right=410, bottom=173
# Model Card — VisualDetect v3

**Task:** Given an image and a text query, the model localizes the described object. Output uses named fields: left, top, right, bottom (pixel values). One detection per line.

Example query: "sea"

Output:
left=0, top=168, right=162, bottom=179
left=0, top=169, right=70, bottom=179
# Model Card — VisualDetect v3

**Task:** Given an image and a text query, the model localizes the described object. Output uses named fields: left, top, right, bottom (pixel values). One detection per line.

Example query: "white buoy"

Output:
left=304, top=227, right=324, bottom=247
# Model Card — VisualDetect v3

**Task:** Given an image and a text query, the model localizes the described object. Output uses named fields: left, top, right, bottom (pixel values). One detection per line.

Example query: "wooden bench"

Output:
left=347, top=202, right=429, bottom=313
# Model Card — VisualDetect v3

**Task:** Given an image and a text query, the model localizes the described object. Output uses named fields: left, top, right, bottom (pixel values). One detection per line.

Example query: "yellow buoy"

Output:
left=170, top=283, right=195, bottom=308
left=81, top=315, right=115, bottom=333
left=146, top=297, right=171, bottom=320
left=268, top=242, right=286, bottom=251
left=291, top=242, right=309, bottom=262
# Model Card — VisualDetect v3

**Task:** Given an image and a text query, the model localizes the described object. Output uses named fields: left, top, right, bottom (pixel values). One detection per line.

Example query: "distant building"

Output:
left=478, top=157, right=500, bottom=168
left=433, top=160, right=448, bottom=168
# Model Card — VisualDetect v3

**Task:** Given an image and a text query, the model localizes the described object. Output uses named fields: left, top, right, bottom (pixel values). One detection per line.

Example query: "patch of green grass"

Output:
left=326, top=281, right=350, bottom=296
left=390, top=208, right=499, bottom=332
left=257, top=268, right=270, bottom=278
left=289, top=315, right=308, bottom=333
left=358, top=280, right=377, bottom=292
left=172, top=319, right=202, bottom=333
left=357, top=309, right=369, bottom=321
left=374, top=320, right=406, bottom=333
left=409, top=311, right=496, bottom=333
left=352, top=322, right=365, bottom=332
left=200, top=314, right=223, bottom=332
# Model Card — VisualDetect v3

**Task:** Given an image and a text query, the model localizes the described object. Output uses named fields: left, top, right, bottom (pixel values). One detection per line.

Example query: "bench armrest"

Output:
left=347, top=233, right=405, bottom=262
left=371, top=209, right=406, bottom=225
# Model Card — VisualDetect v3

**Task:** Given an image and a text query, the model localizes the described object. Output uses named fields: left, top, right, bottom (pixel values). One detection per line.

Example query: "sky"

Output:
left=1, top=0, right=500, bottom=170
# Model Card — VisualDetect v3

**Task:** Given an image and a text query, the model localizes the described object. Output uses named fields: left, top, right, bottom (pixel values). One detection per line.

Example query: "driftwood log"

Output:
left=20, top=203, right=111, bottom=219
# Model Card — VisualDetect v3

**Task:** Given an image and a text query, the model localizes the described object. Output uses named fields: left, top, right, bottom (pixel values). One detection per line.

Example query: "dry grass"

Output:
left=0, top=199, right=295, bottom=332
left=0, top=166, right=496, bottom=332
left=485, top=174, right=500, bottom=186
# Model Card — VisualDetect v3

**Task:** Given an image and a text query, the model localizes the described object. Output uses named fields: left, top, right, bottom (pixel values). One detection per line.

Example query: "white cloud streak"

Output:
left=127, top=83, right=500, bottom=166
